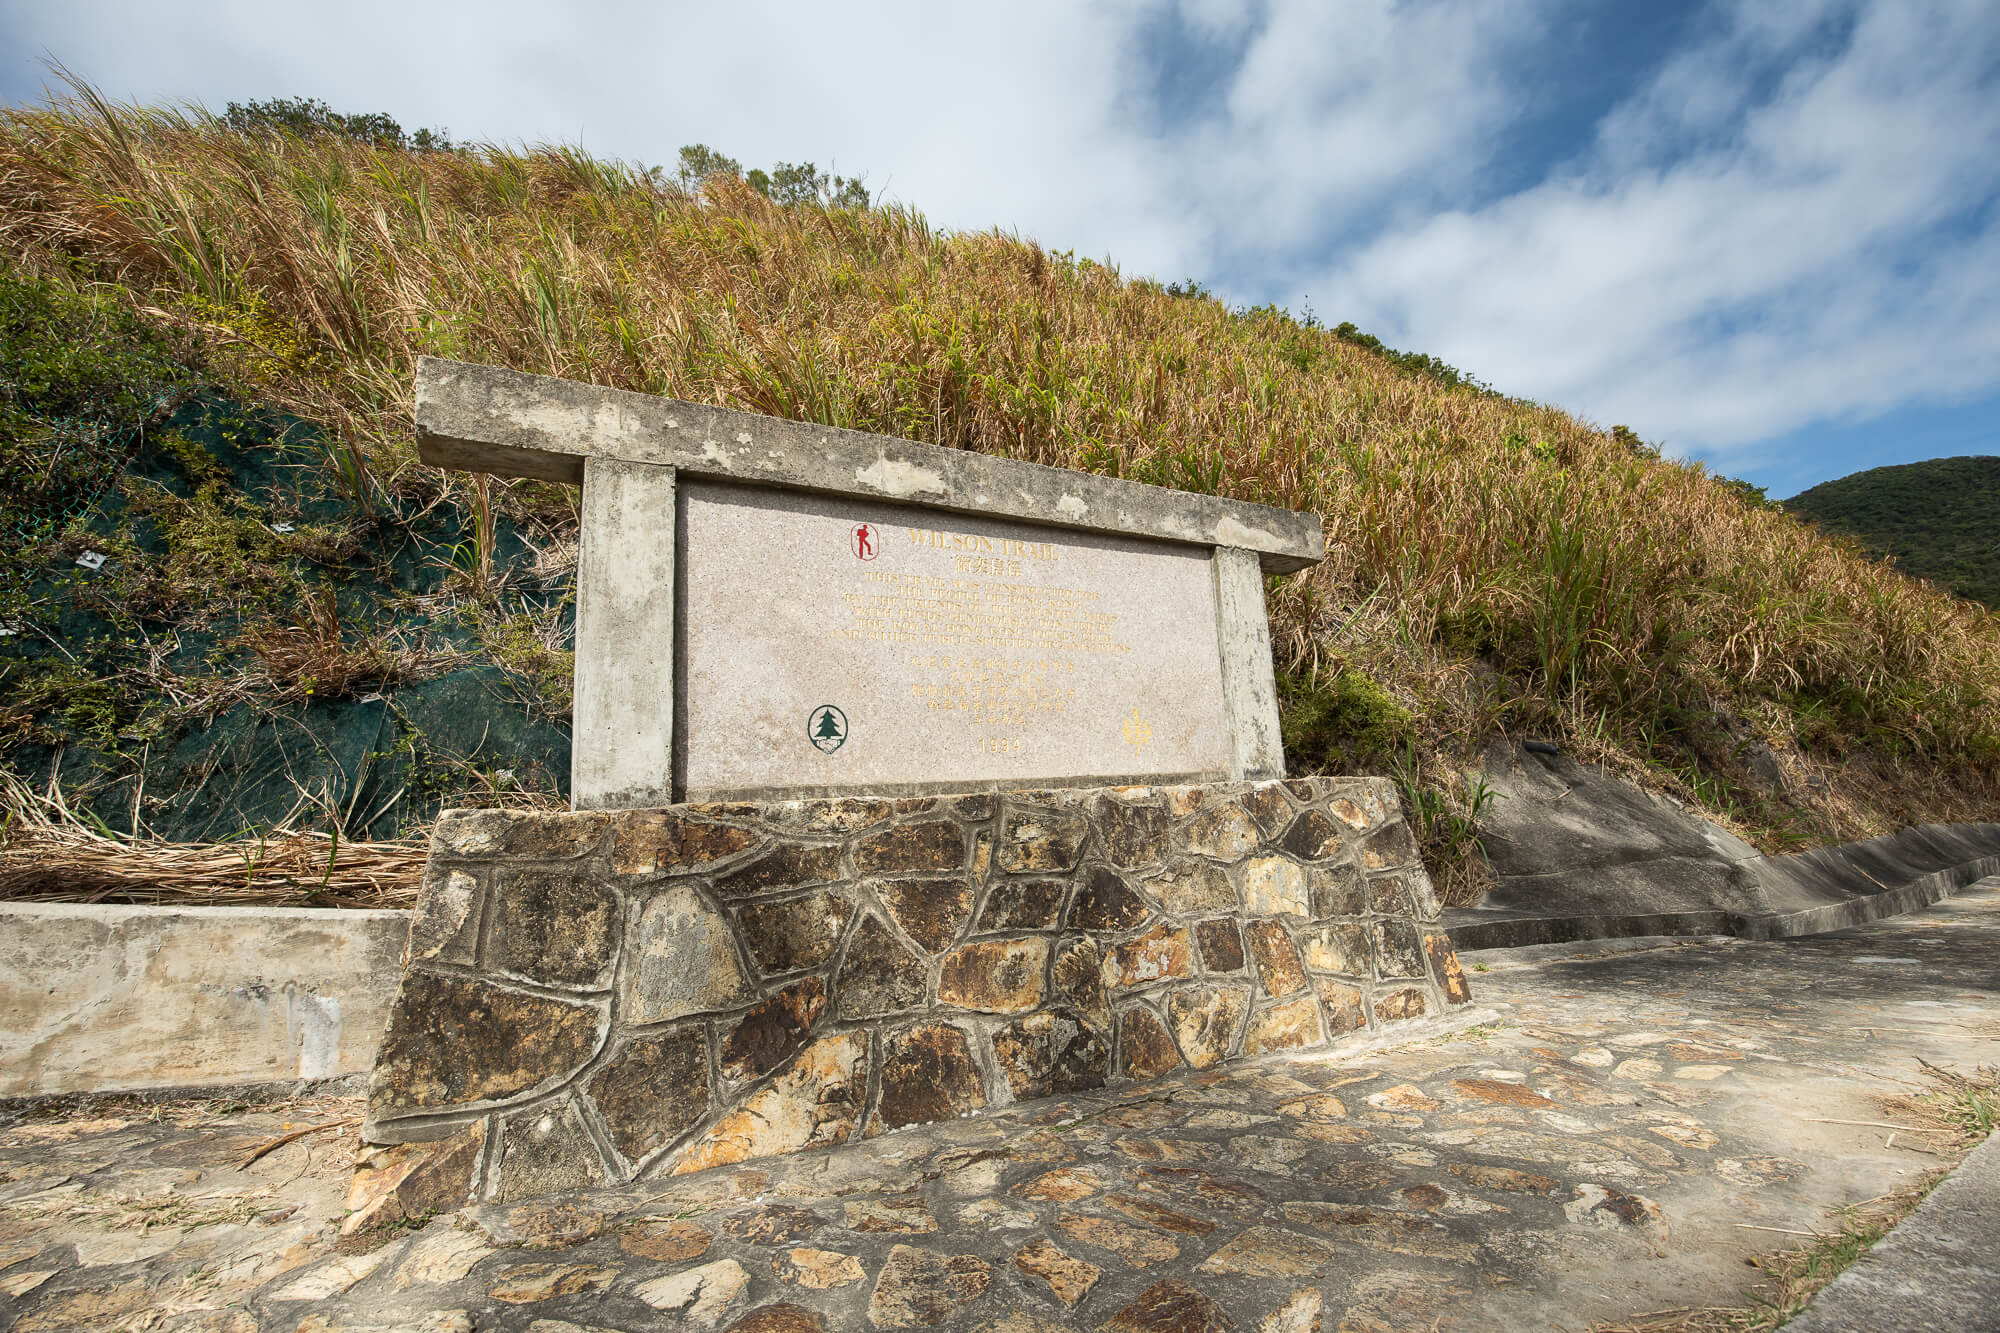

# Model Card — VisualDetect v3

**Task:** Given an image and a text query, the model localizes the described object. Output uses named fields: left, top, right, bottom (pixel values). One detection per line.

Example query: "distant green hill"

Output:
left=1785, top=456, right=2000, bottom=610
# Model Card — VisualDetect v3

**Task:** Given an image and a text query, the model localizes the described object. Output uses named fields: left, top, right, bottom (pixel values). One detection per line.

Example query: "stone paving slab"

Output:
left=5, top=883, right=1998, bottom=1332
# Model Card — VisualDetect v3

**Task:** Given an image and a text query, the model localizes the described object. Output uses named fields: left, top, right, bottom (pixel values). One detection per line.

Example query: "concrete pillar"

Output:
left=572, top=458, right=678, bottom=810
left=1212, top=545, right=1285, bottom=781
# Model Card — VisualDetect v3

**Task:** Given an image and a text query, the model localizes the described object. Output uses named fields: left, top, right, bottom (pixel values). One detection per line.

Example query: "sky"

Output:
left=0, top=0, right=1995, bottom=499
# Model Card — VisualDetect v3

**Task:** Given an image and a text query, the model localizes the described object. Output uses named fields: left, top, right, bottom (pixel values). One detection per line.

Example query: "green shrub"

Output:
left=1277, top=667, right=1414, bottom=773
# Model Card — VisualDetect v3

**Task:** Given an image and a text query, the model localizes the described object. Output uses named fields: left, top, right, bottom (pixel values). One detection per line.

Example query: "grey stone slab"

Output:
left=414, top=356, right=1325, bottom=573
left=572, top=458, right=678, bottom=810
left=675, top=481, right=1233, bottom=800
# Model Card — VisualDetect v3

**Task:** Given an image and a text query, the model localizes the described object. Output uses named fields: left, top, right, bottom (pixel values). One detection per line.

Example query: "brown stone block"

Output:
left=1243, top=921, right=1307, bottom=997
left=712, top=843, right=845, bottom=899
left=952, top=792, right=998, bottom=821
left=1245, top=994, right=1323, bottom=1054
left=1068, top=863, right=1152, bottom=930
left=1298, top=922, right=1370, bottom=976
left=1373, top=986, right=1430, bottom=1022
left=1314, top=978, right=1367, bottom=1035
left=762, top=798, right=895, bottom=834
left=991, top=1010, right=1110, bottom=1100
left=1281, top=776, right=1322, bottom=803
left=977, top=877, right=1067, bottom=931
left=1012, top=1237, right=1102, bottom=1308
left=1370, top=919, right=1427, bottom=980
left=1148, top=859, right=1237, bottom=914
left=1100, top=1278, right=1230, bottom=1333
left=589, top=1028, right=711, bottom=1163
left=1279, top=809, right=1344, bottom=861
left=1093, top=795, right=1173, bottom=866
left=853, top=821, right=967, bottom=874
left=1424, top=932, right=1473, bottom=1005
left=342, top=1120, right=484, bottom=1235
left=488, top=868, right=619, bottom=990
left=623, top=885, right=755, bottom=1025
left=495, top=1099, right=609, bottom=1202
left=613, top=811, right=759, bottom=875
left=1241, top=783, right=1294, bottom=836
left=724, top=1303, right=827, bottom=1333
left=875, top=875, right=975, bottom=953
left=998, top=808, right=1089, bottom=872
left=1359, top=820, right=1420, bottom=870
left=1118, top=1005, right=1184, bottom=1078
left=866, top=1245, right=992, bottom=1328
left=877, top=1022, right=987, bottom=1128
left=938, top=937, right=1050, bottom=1013
left=407, top=863, right=483, bottom=965
left=833, top=915, right=928, bottom=1020
left=721, top=979, right=828, bottom=1081
left=621, top=1218, right=714, bottom=1261
left=1192, top=918, right=1245, bottom=973
left=671, top=1031, right=868, bottom=1174
left=737, top=892, right=852, bottom=975
left=1240, top=855, right=1311, bottom=917
left=1050, top=937, right=1112, bottom=1027
left=433, top=808, right=608, bottom=860
left=1166, top=985, right=1248, bottom=1069
left=724, top=1204, right=827, bottom=1244
left=1183, top=799, right=1259, bottom=858
left=1166, top=785, right=1207, bottom=816
left=1368, top=872, right=1414, bottom=915
left=370, top=972, right=604, bottom=1117
left=1327, top=796, right=1372, bottom=831
left=1307, top=861, right=1366, bottom=916
left=1104, top=923, right=1193, bottom=989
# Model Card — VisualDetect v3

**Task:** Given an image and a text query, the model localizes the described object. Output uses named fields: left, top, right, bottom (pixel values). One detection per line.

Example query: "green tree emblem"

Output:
left=809, top=705, right=848, bottom=753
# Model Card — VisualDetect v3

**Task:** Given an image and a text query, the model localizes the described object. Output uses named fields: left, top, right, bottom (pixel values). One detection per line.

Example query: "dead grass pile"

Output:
left=0, top=773, right=421, bottom=909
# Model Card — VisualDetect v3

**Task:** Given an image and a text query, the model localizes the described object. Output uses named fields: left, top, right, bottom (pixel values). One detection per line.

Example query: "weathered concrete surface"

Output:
left=1784, top=1127, right=2000, bottom=1333
left=10, top=879, right=1991, bottom=1330
left=1451, top=742, right=2000, bottom=950
left=413, top=356, right=1327, bottom=573
left=676, top=480, right=1234, bottom=799
left=0, top=903, right=409, bottom=1096
left=572, top=455, right=678, bottom=810
left=1212, top=545, right=1285, bottom=782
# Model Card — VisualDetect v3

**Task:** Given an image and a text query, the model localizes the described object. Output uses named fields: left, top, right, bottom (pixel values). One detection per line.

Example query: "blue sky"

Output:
left=1, top=0, right=1994, bottom=499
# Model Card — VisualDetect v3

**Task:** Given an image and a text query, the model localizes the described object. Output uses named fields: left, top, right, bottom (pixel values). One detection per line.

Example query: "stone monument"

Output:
left=348, top=359, right=1474, bottom=1225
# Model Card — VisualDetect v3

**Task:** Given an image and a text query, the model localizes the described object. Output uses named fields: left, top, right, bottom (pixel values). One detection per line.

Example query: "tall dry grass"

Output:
left=0, top=83, right=1992, bottom=878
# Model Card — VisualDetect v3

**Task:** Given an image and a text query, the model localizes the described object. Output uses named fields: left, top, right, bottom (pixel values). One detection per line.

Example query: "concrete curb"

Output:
left=0, top=902, right=411, bottom=1096
left=1783, top=1129, right=2000, bottom=1333
left=1445, top=822, right=2000, bottom=951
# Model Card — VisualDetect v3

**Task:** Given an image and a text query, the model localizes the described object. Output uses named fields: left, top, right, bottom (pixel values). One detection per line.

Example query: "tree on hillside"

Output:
left=221, top=97, right=456, bottom=152
left=678, top=144, right=869, bottom=210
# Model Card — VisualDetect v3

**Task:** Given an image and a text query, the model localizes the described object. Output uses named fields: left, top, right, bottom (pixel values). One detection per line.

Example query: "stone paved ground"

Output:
left=5, top=879, right=1997, bottom=1333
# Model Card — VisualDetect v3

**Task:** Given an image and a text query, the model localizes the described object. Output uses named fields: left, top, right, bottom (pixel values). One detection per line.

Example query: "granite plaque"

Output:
left=677, top=481, right=1231, bottom=799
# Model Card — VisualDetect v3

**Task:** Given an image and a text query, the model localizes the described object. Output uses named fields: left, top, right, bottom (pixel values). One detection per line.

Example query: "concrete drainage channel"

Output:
left=1445, top=822, right=2000, bottom=952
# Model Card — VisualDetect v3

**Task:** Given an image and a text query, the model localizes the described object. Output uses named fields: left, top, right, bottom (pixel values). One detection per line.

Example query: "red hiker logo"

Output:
left=852, top=523, right=878, bottom=560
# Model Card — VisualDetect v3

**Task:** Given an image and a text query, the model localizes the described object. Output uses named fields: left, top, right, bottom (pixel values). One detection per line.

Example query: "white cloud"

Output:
left=1319, top=0, right=2000, bottom=460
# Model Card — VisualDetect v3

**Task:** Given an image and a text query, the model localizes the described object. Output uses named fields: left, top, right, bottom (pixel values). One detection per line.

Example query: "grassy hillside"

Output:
left=0, top=85, right=1995, bottom=904
left=1786, top=456, right=2000, bottom=611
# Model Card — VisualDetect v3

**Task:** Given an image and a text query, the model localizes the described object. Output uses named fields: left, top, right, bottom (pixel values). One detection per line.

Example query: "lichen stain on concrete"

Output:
left=1056, top=494, right=1089, bottom=520
left=856, top=456, right=947, bottom=496
left=1213, top=515, right=1282, bottom=549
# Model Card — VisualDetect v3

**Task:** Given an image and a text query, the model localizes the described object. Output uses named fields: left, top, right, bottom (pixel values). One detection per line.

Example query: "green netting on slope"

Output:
left=1, top=273, right=574, bottom=839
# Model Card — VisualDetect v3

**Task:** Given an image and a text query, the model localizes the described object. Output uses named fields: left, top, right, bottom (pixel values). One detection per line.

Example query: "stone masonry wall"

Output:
left=354, top=778, right=1473, bottom=1216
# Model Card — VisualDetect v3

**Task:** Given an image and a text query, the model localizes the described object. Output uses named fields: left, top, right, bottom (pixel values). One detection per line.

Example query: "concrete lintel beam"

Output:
left=414, top=357, right=1326, bottom=575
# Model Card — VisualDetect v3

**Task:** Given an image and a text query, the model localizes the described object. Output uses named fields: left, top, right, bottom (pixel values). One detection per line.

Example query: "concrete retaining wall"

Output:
left=0, top=902, right=410, bottom=1097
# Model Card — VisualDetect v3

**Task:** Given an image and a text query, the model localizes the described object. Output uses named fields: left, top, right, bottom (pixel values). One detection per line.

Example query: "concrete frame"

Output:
left=413, top=357, right=1323, bottom=809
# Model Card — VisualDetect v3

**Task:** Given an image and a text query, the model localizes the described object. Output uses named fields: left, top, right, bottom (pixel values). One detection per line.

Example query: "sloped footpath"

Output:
left=3, top=884, right=1997, bottom=1332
